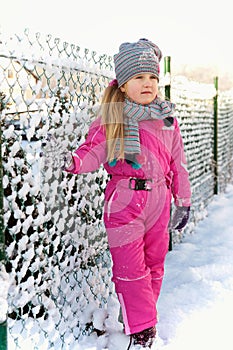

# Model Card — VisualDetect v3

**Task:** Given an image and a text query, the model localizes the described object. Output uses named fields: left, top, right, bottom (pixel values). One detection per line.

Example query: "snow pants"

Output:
left=104, top=177, right=171, bottom=335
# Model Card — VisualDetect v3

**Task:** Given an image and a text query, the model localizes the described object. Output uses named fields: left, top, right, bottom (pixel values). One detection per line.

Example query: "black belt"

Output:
left=129, top=178, right=152, bottom=191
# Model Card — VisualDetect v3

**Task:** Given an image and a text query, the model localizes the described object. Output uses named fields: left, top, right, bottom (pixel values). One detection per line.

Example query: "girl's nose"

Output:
left=143, top=79, right=152, bottom=87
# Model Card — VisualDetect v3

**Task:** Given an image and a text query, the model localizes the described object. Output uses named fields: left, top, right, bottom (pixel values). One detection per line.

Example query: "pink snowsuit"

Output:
left=66, top=116, right=191, bottom=335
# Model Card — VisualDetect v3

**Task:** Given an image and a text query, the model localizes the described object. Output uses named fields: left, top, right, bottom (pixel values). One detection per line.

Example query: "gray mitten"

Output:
left=170, top=206, right=190, bottom=230
left=61, top=151, right=73, bottom=170
left=41, top=133, right=73, bottom=170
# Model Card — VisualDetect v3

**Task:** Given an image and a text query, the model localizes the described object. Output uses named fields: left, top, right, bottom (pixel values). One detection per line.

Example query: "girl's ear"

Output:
left=120, top=85, right=126, bottom=93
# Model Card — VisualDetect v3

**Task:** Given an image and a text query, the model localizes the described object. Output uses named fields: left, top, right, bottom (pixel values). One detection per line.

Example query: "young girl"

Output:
left=62, top=38, right=191, bottom=349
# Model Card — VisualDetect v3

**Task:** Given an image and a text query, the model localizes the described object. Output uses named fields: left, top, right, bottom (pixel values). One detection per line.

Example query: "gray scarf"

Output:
left=109, top=97, right=175, bottom=168
left=123, top=97, right=175, bottom=155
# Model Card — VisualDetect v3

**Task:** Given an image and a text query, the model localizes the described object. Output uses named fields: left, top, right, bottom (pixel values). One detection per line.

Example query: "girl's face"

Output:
left=120, top=73, right=158, bottom=105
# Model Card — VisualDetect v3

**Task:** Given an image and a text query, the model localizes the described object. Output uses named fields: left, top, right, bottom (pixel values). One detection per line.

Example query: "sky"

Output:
left=1, top=0, right=233, bottom=77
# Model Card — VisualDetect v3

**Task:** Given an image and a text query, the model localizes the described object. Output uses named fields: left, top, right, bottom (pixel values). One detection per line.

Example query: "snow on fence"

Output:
left=0, top=30, right=233, bottom=349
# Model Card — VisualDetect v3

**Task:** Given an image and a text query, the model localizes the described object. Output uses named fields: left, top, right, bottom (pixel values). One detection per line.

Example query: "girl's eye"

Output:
left=134, top=75, right=157, bottom=80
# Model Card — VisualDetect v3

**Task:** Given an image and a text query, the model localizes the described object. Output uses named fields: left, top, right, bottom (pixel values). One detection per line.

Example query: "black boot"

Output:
left=127, top=326, right=156, bottom=349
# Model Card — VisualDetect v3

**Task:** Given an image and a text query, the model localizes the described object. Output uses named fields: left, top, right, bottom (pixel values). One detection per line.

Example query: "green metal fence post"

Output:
left=164, top=56, right=173, bottom=251
left=164, top=56, right=171, bottom=101
left=0, top=99, right=7, bottom=350
left=213, top=76, right=218, bottom=195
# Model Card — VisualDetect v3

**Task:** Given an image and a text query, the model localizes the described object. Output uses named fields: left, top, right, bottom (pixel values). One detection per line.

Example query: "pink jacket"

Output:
left=67, top=116, right=191, bottom=207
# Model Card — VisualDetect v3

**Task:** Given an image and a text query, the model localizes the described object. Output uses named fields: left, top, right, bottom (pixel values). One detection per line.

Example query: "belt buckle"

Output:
left=129, top=178, right=152, bottom=191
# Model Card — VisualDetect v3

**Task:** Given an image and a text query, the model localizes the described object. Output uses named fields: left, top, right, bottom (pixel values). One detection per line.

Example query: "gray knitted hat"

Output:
left=114, top=38, right=162, bottom=87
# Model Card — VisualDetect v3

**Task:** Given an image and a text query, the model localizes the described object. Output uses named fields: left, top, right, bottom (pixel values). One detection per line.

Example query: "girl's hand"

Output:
left=170, top=206, right=190, bottom=230
left=61, top=151, right=74, bottom=170
left=40, top=133, right=74, bottom=170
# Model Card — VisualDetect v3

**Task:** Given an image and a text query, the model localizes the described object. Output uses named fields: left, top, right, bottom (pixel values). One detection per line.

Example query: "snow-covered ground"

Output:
left=80, top=183, right=233, bottom=350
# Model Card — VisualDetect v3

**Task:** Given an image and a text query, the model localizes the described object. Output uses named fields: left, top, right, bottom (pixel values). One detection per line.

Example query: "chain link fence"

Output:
left=0, top=30, right=233, bottom=349
left=0, top=30, right=117, bottom=350
left=217, top=92, right=233, bottom=190
left=169, top=77, right=233, bottom=242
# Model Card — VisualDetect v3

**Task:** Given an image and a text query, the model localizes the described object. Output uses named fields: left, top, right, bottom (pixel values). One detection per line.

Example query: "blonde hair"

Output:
left=100, top=85, right=125, bottom=162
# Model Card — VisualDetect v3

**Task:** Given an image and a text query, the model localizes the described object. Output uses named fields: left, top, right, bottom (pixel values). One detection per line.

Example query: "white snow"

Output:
left=76, top=183, right=233, bottom=350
